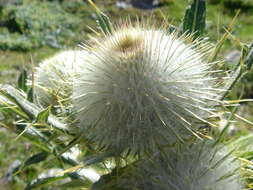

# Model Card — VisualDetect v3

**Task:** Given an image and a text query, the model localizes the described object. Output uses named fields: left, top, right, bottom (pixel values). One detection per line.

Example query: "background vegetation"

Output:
left=0, top=0, right=253, bottom=189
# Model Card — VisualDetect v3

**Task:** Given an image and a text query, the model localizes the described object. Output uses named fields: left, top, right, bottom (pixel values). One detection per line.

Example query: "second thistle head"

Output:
left=73, top=23, right=224, bottom=155
left=92, top=140, right=245, bottom=190
left=33, top=50, right=87, bottom=107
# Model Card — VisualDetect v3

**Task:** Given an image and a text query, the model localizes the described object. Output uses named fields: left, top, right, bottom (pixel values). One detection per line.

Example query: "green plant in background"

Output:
left=0, top=0, right=81, bottom=51
left=223, top=0, right=253, bottom=10
left=0, top=0, right=253, bottom=189
left=209, top=0, right=253, bottom=9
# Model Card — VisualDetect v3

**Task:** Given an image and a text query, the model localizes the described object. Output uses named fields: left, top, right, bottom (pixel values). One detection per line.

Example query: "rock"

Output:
left=5, top=160, right=21, bottom=181
left=91, top=13, right=97, bottom=20
left=116, top=1, right=131, bottom=9
left=131, top=0, right=160, bottom=9
left=0, top=70, right=18, bottom=77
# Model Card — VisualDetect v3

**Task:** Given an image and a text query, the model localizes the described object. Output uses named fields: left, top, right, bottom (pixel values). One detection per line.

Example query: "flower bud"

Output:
left=33, top=50, right=86, bottom=107
left=73, top=26, right=224, bottom=155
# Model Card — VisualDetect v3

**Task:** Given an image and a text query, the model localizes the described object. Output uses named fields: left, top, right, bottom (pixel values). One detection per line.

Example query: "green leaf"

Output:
left=221, top=42, right=253, bottom=99
left=92, top=167, right=126, bottom=190
left=183, top=0, right=206, bottom=38
left=36, top=106, right=51, bottom=123
left=58, top=179, right=91, bottom=188
left=15, top=152, right=49, bottom=175
left=25, top=175, right=67, bottom=190
left=84, top=151, right=116, bottom=166
left=87, top=0, right=112, bottom=35
left=24, top=152, right=49, bottom=167
left=245, top=42, right=253, bottom=71
left=0, top=85, right=37, bottom=119
left=0, top=86, right=30, bottom=120
left=27, top=87, right=34, bottom=102
left=15, top=123, right=52, bottom=152
left=25, top=168, right=93, bottom=189
left=0, top=85, right=69, bottom=133
left=17, top=69, right=28, bottom=92
left=96, top=12, right=112, bottom=35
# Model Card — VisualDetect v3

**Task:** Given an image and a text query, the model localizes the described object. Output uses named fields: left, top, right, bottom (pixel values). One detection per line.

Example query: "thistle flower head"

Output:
left=73, top=24, right=224, bottom=155
left=93, top=141, right=244, bottom=190
left=33, top=50, right=86, bottom=107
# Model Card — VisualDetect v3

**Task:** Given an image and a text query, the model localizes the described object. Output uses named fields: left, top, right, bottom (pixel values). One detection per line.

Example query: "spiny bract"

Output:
left=33, top=50, right=86, bottom=107
left=92, top=140, right=244, bottom=190
left=73, top=25, right=224, bottom=155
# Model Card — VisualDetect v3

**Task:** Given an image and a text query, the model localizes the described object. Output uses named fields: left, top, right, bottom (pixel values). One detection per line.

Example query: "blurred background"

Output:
left=0, top=0, right=252, bottom=189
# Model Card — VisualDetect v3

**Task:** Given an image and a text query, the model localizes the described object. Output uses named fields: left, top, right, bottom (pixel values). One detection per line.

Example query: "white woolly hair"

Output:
left=73, top=25, right=225, bottom=155
left=33, top=50, right=87, bottom=107
left=92, top=141, right=244, bottom=190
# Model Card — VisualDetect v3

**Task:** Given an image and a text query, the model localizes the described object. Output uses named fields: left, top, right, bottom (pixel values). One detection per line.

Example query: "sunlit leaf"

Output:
left=36, top=106, right=51, bottom=123
left=17, top=69, right=28, bottom=92
left=183, top=0, right=206, bottom=38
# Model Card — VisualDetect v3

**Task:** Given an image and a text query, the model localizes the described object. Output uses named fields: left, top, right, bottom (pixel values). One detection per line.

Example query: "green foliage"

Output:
left=0, top=0, right=81, bottom=51
left=183, top=0, right=206, bottom=38
left=61, top=0, right=85, bottom=13
left=0, top=33, right=35, bottom=51
left=17, top=69, right=28, bottom=92
left=209, top=0, right=253, bottom=9
left=0, top=85, right=94, bottom=189
left=223, top=0, right=253, bottom=10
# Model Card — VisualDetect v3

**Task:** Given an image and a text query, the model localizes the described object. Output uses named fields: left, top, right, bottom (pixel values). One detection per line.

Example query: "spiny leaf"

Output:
left=87, top=0, right=112, bottom=35
left=245, top=42, right=253, bottom=70
left=24, top=152, right=49, bottom=167
left=61, top=153, right=79, bottom=166
left=17, top=69, right=28, bottom=92
left=15, top=152, right=49, bottom=175
left=84, top=151, right=116, bottom=166
left=96, top=12, right=112, bottom=35
left=0, top=85, right=37, bottom=119
left=209, top=10, right=240, bottom=62
left=36, top=106, right=51, bottom=123
left=92, top=167, right=126, bottom=190
left=183, top=0, right=206, bottom=38
left=0, top=85, right=69, bottom=133
left=15, top=123, right=52, bottom=152
left=58, top=179, right=91, bottom=188
left=0, top=93, right=28, bottom=119
left=27, top=87, right=34, bottom=102
left=25, top=166, right=94, bottom=189
left=25, top=175, right=67, bottom=190
left=221, top=42, right=253, bottom=99
left=228, top=134, right=253, bottom=153
left=61, top=165, right=83, bottom=175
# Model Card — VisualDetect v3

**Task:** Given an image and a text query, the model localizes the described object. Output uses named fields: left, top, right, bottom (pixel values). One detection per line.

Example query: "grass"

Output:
left=0, top=129, right=34, bottom=189
left=0, top=47, right=59, bottom=83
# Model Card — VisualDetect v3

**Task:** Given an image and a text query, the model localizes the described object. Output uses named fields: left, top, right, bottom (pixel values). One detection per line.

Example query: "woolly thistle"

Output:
left=92, top=140, right=244, bottom=190
left=73, top=25, right=226, bottom=155
left=33, top=50, right=87, bottom=107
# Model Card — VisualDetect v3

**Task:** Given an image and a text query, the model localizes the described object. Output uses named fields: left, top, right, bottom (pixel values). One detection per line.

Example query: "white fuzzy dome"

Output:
left=73, top=27, right=222, bottom=155
left=34, top=50, right=86, bottom=106
left=93, top=141, right=244, bottom=190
